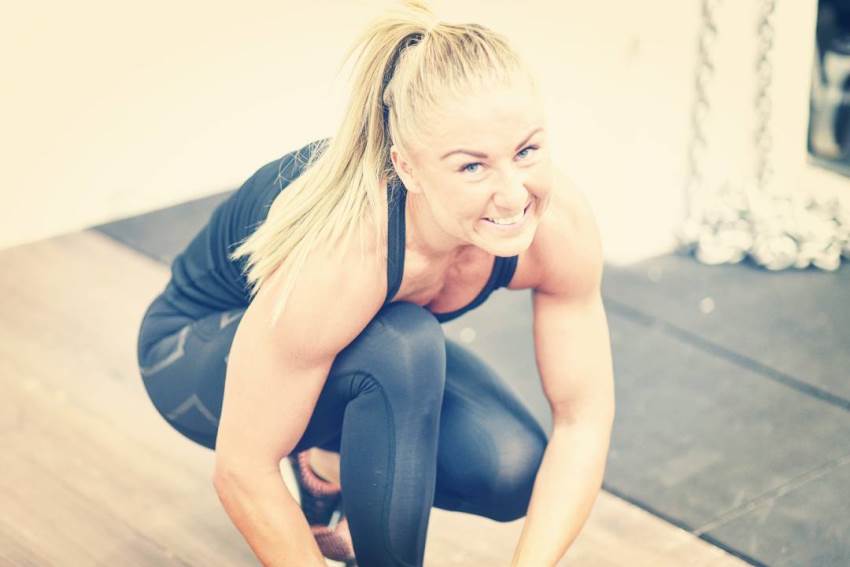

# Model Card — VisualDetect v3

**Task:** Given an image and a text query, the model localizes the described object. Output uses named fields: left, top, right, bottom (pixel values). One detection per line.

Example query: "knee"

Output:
left=377, top=301, right=445, bottom=354
left=377, top=302, right=446, bottom=397
left=333, top=301, right=446, bottom=402
left=483, top=430, right=547, bottom=523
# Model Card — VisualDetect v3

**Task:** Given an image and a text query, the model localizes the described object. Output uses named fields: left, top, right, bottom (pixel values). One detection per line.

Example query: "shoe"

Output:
left=310, top=506, right=357, bottom=566
left=288, top=451, right=357, bottom=565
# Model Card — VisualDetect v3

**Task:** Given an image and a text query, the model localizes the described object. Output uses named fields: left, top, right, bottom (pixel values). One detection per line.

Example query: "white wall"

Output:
left=3, top=0, right=835, bottom=265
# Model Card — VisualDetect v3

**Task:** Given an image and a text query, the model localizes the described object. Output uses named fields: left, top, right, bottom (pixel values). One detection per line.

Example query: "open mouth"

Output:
left=483, top=201, right=532, bottom=226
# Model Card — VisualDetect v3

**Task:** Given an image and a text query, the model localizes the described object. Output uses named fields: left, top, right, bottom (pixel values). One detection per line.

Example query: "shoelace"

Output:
left=288, top=452, right=357, bottom=564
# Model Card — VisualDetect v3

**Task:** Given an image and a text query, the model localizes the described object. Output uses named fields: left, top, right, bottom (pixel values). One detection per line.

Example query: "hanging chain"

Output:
left=754, top=0, right=776, bottom=193
left=677, top=0, right=850, bottom=271
left=683, top=0, right=722, bottom=220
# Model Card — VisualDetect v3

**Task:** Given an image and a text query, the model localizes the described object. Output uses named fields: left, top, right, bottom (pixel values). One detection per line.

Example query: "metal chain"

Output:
left=683, top=0, right=722, bottom=220
left=754, top=0, right=776, bottom=193
left=677, top=0, right=850, bottom=271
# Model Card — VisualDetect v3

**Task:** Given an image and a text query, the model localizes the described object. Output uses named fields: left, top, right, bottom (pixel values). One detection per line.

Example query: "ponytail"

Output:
left=229, top=0, right=528, bottom=327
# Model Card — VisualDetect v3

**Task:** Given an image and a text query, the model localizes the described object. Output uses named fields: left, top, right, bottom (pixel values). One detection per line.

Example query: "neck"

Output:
left=404, top=191, right=478, bottom=266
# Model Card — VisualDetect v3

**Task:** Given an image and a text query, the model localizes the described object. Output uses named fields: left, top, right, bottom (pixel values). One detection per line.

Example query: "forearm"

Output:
left=214, top=468, right=327, bottom=567
left=511, top=421, right=612, bottom=567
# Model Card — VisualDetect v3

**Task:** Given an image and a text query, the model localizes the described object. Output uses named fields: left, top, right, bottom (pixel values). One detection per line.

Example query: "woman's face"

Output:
left=391, top=77, right=554, bottom=259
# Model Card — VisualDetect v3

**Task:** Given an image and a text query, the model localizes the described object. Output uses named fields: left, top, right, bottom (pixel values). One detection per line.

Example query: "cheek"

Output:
left=527, top=180, right=552, bottom=203
left=529, top=161, right=553, bottom=185
left=527, top=182, right=555, bottom=219
left=466, top=204, right=488, bottom=223
left=531, top=164, right=556, bottom=194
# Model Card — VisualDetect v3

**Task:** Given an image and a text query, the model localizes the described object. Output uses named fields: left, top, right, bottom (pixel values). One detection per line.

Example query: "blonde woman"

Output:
left=135, top=1, right=615, bottom=565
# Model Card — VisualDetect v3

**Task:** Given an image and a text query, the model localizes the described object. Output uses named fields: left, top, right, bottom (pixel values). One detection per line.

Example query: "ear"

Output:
left=389, top=144, right=422, bottom=194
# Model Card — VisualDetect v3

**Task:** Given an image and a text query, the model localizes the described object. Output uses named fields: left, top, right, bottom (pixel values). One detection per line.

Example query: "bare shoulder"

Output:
left=527, top=167, right=604, bottom=298
left=241, top=220, right=387, bottom=363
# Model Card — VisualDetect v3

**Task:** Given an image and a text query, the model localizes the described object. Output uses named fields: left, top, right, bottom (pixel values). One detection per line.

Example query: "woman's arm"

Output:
left=511, top=289, right=614, bottom=566
left=213, top=240, right=385, bottom=566
left=511, top=169, right=615, bottom=565
left=214, top=466, right=328, bottom=566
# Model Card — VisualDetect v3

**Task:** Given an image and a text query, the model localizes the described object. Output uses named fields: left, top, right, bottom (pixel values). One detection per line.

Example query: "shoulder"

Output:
left=248, top=223, right=387, bottom=353
left=527, top=167, right=604, bottom=298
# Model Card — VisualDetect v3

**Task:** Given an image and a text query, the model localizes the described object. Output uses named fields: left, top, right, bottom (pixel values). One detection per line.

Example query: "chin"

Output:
left=475, top=215, right=538, bottom=256
left=485, top=234, right=535, bottom=257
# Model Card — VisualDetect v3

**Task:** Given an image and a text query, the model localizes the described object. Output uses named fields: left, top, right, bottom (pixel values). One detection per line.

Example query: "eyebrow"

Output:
left=440, top=127, right=544, bottom=160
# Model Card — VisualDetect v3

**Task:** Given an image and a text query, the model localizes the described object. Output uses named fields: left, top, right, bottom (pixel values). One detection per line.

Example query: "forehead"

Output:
left=418, top=79, right=544, bottom=152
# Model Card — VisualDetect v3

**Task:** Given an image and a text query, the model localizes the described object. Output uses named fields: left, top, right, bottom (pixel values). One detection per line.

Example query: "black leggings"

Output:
left=136, top=284, right=549, bottom=567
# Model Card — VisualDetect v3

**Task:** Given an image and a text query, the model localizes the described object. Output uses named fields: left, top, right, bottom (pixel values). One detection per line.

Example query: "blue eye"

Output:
left=459, top=145, right=539, bottom=175
left=517, top=145, right=538, bottom=159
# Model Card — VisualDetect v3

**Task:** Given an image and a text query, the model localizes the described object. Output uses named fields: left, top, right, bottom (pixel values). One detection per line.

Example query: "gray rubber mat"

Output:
left=602, top=254, right=850, bottom=404
left=97, top=198, right=850, bottom=567
left=95, top=191, right=232, bottom=265
left=443, top=262, right=850, bottom=567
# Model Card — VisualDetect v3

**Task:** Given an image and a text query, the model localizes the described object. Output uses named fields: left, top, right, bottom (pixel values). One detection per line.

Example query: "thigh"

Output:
left=433, top=338, right=549, bottom=514
left=137, top=295, right=444, bottom=458
left=139, top=299, right=246, bottom=449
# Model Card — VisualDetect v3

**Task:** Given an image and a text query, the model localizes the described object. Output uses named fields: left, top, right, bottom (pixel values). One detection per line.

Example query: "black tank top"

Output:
left=165, top=139, right=518, bottom=323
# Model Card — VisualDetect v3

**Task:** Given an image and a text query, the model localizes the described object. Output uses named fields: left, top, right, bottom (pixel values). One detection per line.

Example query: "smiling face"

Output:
left=390, top=76, right=554, bottom=260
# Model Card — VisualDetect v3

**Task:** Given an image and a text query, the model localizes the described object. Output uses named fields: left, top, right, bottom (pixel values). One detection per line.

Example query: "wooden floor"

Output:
left=0, top=230, right=748, bottom=567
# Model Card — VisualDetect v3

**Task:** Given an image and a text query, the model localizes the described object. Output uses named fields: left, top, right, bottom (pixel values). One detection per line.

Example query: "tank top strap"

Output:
left=385, top=179, right=406, bottom=304
left=383, top=178, right=518, bottom=318
left=493, top=254, right=519, bottom=289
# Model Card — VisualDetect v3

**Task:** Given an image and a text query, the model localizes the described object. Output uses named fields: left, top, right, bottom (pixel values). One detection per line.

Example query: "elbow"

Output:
left=211, top=465, right=252, bottom=517
left=212, top=456, right=252, bottom=495
left=212, top=463, right=239, bottom=495
left=595, top=399, right=616, bottom=429
left=212, top=455, right=285, bottom=495
left=552, top=400, right=615, bottom=431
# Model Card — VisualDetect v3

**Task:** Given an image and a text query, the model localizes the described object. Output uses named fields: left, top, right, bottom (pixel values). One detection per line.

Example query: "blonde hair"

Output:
left=228, top=0, right=531, bottom=327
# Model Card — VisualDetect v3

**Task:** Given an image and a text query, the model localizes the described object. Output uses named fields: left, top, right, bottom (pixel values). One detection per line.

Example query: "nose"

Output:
left=491, top=170, right=530, bottom=213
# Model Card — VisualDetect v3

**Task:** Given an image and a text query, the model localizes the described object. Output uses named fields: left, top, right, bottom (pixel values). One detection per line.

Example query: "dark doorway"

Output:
left=809, top=0, right=850, bottom=177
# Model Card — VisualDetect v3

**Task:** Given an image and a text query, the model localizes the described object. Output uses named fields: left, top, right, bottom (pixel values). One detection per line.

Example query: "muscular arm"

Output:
left=213, top=242, right=385, bottom=566
left=511, top=289, right=614, bottom=566
left=511, top=170, right=615, bottom=566
left=214, top=466, right=326, bottom=566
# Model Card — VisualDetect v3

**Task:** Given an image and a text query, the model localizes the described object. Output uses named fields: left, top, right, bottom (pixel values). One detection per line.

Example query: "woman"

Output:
left=135, top=1, right=615, bottom=566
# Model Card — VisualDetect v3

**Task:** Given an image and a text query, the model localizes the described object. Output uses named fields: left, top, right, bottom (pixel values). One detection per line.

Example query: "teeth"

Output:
left=486, top=208, right=525, bottom=225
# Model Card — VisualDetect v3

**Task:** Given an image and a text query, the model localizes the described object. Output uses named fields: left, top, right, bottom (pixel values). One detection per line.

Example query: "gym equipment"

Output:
left=676, top=0, right=850, bottom=270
